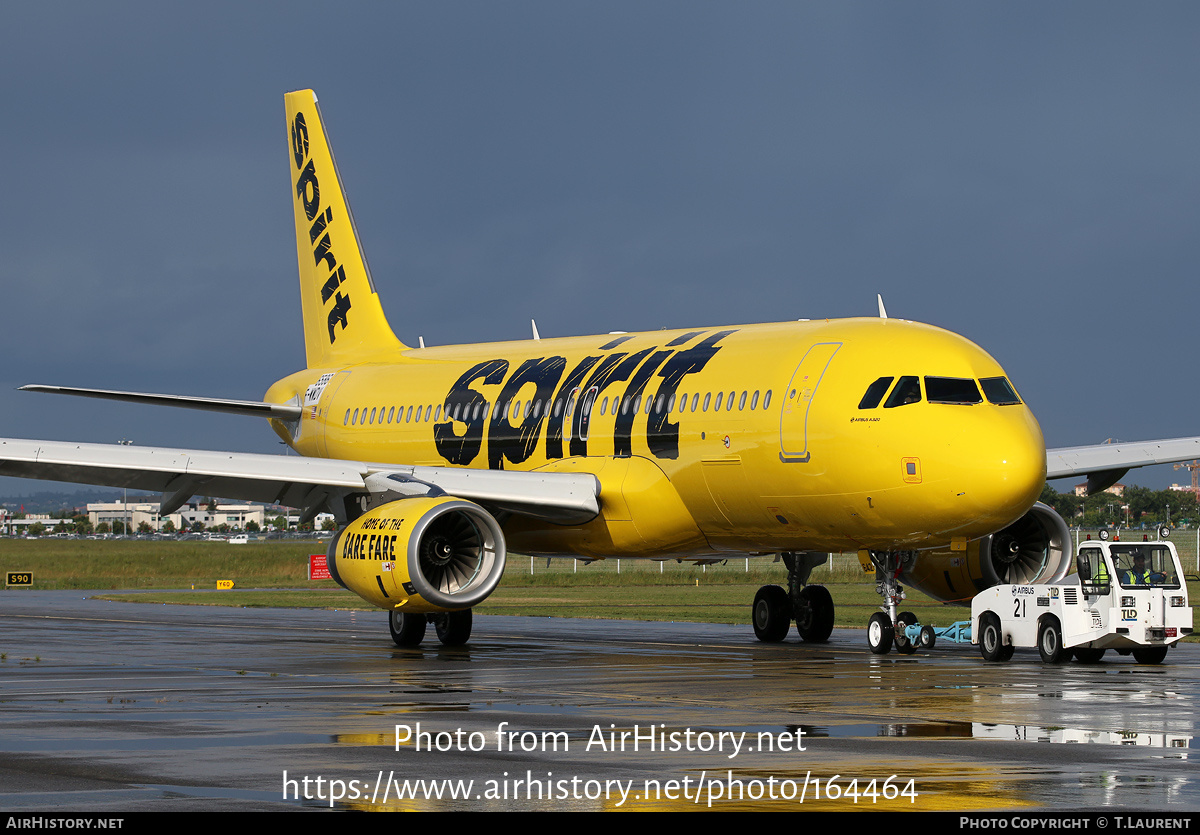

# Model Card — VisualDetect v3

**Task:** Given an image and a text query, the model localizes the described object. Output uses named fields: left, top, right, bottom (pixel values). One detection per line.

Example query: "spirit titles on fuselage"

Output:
left=432, top=329, right=736, bottom=468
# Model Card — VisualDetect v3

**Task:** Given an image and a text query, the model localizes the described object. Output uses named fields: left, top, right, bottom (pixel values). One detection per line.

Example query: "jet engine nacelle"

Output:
left=327, top=496, right=506, bottom=612
left=902, top=502, right=1073, bottom=604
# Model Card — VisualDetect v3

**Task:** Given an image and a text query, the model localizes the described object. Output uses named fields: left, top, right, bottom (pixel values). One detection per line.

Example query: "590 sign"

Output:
left=6, top=571, right=32, bottom=588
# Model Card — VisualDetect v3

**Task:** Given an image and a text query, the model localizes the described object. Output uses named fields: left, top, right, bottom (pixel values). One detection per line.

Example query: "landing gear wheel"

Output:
left=794, top=585, right=834, bottom=643
left=1133, top=646, right=1168, bottom=665
left=753, top=585, right=791, bottom=642
left=432, top=610, right=472, bottom=646
left=893, top=611, right=919, bottom=654
left=979, top=613, right=1012, bottom=662
left=389, top=611, right=426, bottom=647
left=919, top=625, right=937, bottom=649
left=1073, top=647, right=1106, bottom=663
left=868, top=612, right=894, bottom=654
left=1037, top=617, right=1070, bottom=664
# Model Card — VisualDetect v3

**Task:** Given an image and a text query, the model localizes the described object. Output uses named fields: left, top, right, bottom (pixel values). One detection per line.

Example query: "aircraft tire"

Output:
left=753, top=585, right=791, bottom=642
left=433, top=610, right=473, bottom=646
left=389, top=611, right=426, bottom=647
left=867, top=612, right=893, bottom=654
left=1132, top=646, right=1169, bottom=665
left=1073, top=647, right=1105, bottom=663
left=979, top=613, right=1010, bottom=662
left=919, top=625, right=937, bottom=649
left=1037, top=616, right=1070, bottom=664
left=794, top=585, right=834, bottom=643
left=893, top=610, right=919, bottom=653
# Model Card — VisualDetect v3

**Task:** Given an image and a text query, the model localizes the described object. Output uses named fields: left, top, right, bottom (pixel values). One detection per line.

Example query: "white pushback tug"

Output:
left=969, top=530, right=1192, bottom=663
left=889, top=529, right=1193, bottom=664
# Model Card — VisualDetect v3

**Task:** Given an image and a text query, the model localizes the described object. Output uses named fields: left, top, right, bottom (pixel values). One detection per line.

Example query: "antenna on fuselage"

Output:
left=531, top=319, right=541, bottom=341
left=877, top=294, right=888, bottom=319
left=418, top=336, right=426, bottom=348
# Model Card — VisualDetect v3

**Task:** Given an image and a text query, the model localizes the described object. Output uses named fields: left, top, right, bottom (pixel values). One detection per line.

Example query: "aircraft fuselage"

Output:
left=266, top=316, right=1046, bottom=559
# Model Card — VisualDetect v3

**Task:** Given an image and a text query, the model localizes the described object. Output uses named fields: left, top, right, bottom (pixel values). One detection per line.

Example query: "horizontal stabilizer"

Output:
left=20, top=385, right=303, bottom=421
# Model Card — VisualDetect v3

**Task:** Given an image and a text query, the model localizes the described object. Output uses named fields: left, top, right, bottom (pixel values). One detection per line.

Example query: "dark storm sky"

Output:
left=3, top=2, right=1199, bottom=491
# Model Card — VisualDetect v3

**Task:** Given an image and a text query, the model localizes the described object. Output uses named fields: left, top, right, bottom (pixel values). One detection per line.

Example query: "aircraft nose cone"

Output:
left=963, top=410, right=1047, bottom=530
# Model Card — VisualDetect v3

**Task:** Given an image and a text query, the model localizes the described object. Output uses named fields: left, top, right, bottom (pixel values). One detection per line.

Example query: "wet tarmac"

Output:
left=0, top=590, right=1196, bottom=811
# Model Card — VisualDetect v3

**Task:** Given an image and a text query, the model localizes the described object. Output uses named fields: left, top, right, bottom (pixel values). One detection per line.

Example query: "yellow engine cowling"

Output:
left=900, top=502, right=1073, bottom=604
left=327, top=496, right=506, bottom=613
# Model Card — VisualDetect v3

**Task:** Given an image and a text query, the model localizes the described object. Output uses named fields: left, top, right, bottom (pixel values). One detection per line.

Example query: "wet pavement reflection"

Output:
left=0, top=591, right=1195, bottom=811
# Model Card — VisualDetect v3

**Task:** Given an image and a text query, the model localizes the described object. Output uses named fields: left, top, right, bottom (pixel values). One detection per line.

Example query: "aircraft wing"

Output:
left=0, top=438, right=600, bottom=525
left=1046, top=436, right=1200, bottom=494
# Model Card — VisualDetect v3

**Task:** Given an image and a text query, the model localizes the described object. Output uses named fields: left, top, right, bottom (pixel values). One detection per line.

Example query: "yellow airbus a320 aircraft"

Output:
left=8, top=90, right=1200, bottom=653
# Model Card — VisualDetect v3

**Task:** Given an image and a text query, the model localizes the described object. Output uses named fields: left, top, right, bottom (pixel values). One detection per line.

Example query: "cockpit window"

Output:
left=883, top=376, right=921, bottom=408
left=858, top=377, right=894, bottom=409
left=924, top=377, right=982, bottom=405
left=980, top=376, right=1022, bottom=405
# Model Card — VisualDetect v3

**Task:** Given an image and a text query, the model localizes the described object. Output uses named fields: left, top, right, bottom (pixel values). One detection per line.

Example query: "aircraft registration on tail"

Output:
left=9, top=90, right=1200, bottom=652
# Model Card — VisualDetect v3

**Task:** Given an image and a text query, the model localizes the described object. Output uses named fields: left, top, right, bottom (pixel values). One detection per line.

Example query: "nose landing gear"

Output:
left=865, top=550, right=922, bottom=655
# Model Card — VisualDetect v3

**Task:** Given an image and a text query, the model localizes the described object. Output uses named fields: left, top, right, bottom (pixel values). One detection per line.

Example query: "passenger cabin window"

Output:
left=980, top=376, right=1022, bottom=405
left=924, top=377, right=982, bottom=405
left=858, top=376, right=894, bottom=409
left=883, top=377, right=921, bottom=408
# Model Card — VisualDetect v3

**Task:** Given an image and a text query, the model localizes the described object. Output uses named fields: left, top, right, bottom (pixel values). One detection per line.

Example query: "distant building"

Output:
left=1074, top=483, right=1124, bottom=498
left=87, top=501, right=268, bottom=532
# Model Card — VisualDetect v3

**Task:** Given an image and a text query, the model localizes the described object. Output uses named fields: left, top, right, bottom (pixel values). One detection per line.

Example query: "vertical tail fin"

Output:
left=284, top=89, right=407, bottom=367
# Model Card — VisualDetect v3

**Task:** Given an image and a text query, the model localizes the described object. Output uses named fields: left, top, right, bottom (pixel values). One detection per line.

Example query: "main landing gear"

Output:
left=865, top=550, right=922, bottom=655
left=752, top=552, right=834, bottom=643
left=389, top=609, right=473, bottom=647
